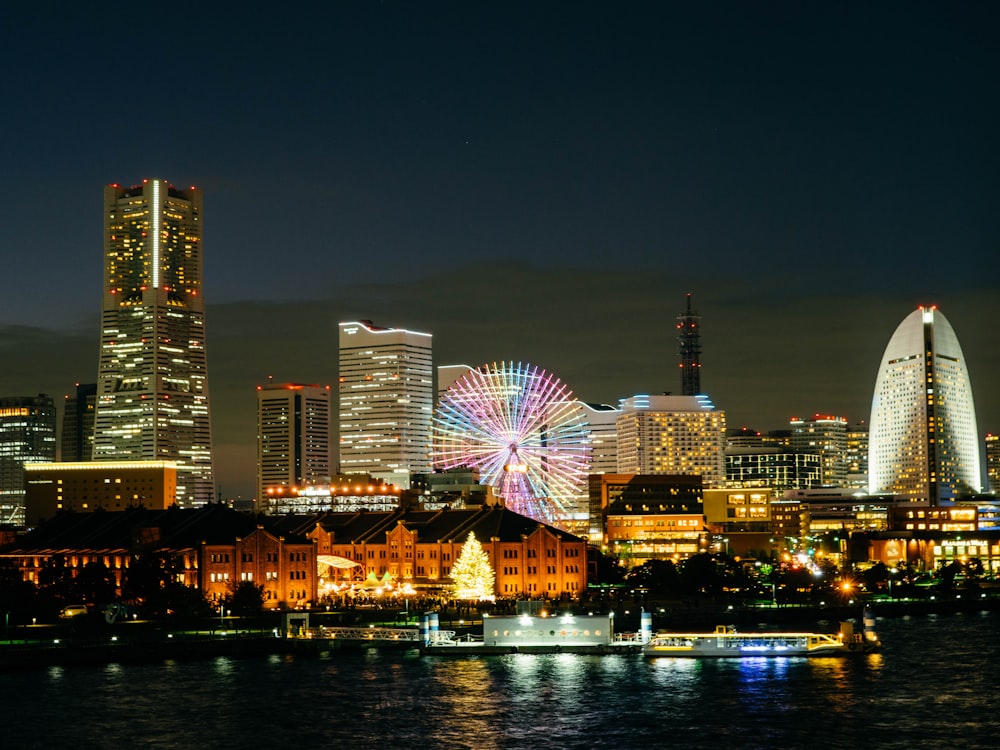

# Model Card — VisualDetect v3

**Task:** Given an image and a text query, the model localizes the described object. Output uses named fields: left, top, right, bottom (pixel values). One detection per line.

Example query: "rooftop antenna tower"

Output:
left=676, top=293, right=702, bottom=396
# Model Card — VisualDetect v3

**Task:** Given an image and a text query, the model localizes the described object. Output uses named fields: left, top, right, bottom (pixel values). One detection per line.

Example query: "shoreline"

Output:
left=2, top=596, right=996, bottom=672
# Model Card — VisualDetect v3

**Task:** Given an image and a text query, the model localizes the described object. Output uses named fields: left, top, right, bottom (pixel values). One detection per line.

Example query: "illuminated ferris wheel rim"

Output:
left=432, top=361, right=591, bottom=517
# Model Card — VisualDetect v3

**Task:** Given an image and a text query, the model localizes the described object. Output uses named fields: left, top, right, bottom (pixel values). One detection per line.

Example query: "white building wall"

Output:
left=868, top=307, right=982, bottom=501
left=616, top=394, right=726, bottom=488
left=339, top=321, right=433, bottom=488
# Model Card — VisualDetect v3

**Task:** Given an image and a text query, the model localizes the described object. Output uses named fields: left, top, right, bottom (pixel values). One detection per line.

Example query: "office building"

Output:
left=593, top=473, right=706, bottom=565
left=702, top=488, right=771, bottom=533
left=844, top=421, right=869, bottom=490
left=93, top=180, right=214, bottom=506
left=616, top=394, right=725, bottom=487
left=257, top=382, right=332, bottom=503
left=61, top=383, right=97, bottom=462
left=568, top=402, right=619, bottom=537
left=22, top=460, right=177, bottom=526
left=725, top=447, right=822, bottom=491
left=868, top=306, right=982, bottom=502
left=339, top=320, right=432, bottom=488
left=0, top=395, right=57, bottom=526
left=790, top=414, right=848, bottom=487
left=986, top=433, right=999, bottom=495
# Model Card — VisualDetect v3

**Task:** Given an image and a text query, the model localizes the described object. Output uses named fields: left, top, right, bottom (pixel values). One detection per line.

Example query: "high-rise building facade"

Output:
left=61, top=383, right=97, bottom=462
left=844, top=421, right=869, bottom=490
left=93, top=180, right=214, bottom=506
left=868, top=306, right=982, bottom=502
left=0, top=395, right=57, bottom=526
left=790, top=414, right=848, bottom=487
left=985, top=433, right=999, bottom=496
left=616, top=394, right=725, bottom=487
left=257, top=383, right=332, bottom=504
left=339, top=320, right=432, bottom=488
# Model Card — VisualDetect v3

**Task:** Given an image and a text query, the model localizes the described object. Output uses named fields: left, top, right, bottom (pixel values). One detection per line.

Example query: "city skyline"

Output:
left=0, top=272, right=994, bottom=502
left=1, top=4, right=996, bottom=500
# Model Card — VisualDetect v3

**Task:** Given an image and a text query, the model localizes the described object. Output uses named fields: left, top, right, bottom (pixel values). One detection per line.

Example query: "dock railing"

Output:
left=296, top=626, right=423, bottom=642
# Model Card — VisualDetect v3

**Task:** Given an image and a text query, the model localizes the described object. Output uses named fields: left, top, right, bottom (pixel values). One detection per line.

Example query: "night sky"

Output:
left=1, top=3, right=996, bottom=499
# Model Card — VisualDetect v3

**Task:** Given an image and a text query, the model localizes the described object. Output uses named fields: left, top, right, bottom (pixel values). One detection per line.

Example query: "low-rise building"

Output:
left=889, top=504, right=978, bottom=533
left=592, top=473, right=706, bottom=566
left=23, top=461, right=178, bottom=526
left=0, top=504, right=317, bottom=609
left=1, top=505, right=588, bottom=606
left=859, top=530, right=1000, bottom=573
left=291, top=506, right=587, bottom=599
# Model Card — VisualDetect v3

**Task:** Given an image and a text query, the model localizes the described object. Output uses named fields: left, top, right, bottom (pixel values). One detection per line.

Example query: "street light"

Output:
left=889, top=567, right=898, bottom=600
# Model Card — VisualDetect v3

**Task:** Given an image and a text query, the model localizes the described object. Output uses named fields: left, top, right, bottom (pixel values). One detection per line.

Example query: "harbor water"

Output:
left=2, top=611, right=998, bottom=749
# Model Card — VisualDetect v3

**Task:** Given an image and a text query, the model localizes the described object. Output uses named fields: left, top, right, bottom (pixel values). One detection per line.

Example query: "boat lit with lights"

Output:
left=644, top=609, right=880, bottom=658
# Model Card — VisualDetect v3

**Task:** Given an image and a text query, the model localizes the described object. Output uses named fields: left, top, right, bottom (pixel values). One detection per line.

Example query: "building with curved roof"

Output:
left=868, top=306, right=982, bottom=502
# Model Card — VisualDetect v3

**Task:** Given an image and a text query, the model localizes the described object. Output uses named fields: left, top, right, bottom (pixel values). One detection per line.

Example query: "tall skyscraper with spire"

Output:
left=93, top=179, right=214, bottom=506
left=868, top=306, right=981, bottom=503
left=676, top=293, right=702, bottom=396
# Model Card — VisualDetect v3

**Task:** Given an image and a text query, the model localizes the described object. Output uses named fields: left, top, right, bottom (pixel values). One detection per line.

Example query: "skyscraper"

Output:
left=93, top=179, right=214, bottom=506
left=986, top=433, right=1000, bottom=495
left=616, top=394, right=726, bottom=487
left=868, top=306, right=982, bottom=502
left=0, top=394, right=56, bottom=526
left=257, top=382, right=331, bottom=504
left=844, top=421, right=869, bottom=490
left=790, top=414, right=848, bottom=487
left=339, top=320, right=432, bottom=488
left=61, top=383, right=96, bottom=462
left=676, top=293, right=702, bottom=396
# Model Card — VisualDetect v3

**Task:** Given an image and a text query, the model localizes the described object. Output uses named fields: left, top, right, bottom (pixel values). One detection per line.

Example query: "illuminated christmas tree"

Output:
left=450, top=531, right=496, bottom=601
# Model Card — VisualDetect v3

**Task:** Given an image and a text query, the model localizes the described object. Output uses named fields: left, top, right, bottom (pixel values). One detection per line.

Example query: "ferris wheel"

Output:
left=432, top=361, right=592, bottom=524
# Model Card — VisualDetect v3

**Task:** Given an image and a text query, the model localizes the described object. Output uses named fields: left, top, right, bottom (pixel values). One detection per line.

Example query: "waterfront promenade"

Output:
left=3, top=592, right=998, bottom=671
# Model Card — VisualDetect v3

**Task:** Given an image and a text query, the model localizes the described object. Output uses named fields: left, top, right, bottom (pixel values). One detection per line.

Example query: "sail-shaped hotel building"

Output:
left=868, top=306, right=982, bottom=503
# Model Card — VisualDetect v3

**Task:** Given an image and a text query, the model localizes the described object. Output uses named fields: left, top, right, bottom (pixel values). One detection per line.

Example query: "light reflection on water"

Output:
left=2, top=613, right=999, bottom=750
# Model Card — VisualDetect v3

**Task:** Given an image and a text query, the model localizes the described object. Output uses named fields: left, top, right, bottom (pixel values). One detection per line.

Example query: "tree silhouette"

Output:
left=627, top=559, right=679, bottom=595
left=678, top=553, right=724, bottom=595
left=122, top=551, right=209, bottom=618
left=0, top=558, right=38, bottom=623
left=227, top=581, right=266, bottom=615
left=72, top=561, right=118, bottom=605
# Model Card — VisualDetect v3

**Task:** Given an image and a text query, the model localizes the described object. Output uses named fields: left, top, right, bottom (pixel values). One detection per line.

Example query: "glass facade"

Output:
left=0, top=395, right=56, bottom=526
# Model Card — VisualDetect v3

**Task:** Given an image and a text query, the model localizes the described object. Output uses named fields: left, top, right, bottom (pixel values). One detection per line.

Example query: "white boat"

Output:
left=645, top=609, right=880, bottom=658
